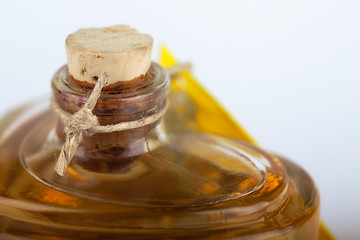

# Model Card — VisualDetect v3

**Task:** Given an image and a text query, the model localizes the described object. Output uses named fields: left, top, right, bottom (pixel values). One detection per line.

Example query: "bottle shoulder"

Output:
left=0, top=102, right=319, bottom=239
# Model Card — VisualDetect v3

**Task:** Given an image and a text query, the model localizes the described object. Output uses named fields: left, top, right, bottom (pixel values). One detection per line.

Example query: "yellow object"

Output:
left=159, top=45, right=335, bottom=240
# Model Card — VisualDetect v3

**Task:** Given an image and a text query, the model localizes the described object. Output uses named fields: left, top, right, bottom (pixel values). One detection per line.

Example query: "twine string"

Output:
left=53, top=73, right=108, bottom=176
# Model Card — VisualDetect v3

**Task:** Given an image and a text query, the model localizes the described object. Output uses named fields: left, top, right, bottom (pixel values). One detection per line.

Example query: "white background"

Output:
left=1, top=0, right=359, bottom=239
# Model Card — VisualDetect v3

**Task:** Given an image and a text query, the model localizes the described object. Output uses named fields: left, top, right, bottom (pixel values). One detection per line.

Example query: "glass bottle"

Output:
left=0, top=28, right=320, bottom=240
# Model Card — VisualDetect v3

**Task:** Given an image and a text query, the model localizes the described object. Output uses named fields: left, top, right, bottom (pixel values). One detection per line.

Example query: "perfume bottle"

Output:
left=0, top=26, right=320, bottom=239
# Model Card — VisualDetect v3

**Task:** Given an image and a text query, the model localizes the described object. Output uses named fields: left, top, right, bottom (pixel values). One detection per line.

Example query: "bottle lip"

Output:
left=52, top=62, right=169, bottom=102
left=51, top=61, right=169, bottom=123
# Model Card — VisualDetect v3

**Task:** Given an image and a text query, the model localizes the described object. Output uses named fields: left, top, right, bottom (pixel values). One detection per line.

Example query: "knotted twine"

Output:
left=51, top=72, right=169, bottom=176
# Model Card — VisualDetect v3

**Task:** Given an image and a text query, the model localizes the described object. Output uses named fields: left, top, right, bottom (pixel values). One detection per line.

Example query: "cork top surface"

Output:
left=66, top=25, right=153, bottom=54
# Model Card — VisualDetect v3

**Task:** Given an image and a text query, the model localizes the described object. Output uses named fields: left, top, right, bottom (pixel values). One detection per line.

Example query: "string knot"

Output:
left=63, top=108, right=99, bottom=137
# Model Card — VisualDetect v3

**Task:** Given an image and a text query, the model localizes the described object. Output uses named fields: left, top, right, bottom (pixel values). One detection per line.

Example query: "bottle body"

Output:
left=0, top=64, right=320, bottom=239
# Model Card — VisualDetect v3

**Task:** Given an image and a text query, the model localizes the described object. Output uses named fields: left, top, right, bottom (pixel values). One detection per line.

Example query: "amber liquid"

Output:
left=0, top=107, right=320, bottom=240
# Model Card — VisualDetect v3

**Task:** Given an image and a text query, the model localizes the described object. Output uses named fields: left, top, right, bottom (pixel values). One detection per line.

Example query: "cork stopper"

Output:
left=66, top=25, right=153, bottom=85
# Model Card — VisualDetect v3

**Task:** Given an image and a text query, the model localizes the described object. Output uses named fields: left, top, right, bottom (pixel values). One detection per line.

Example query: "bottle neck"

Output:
left=51, top=62, right=169, bottom=169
